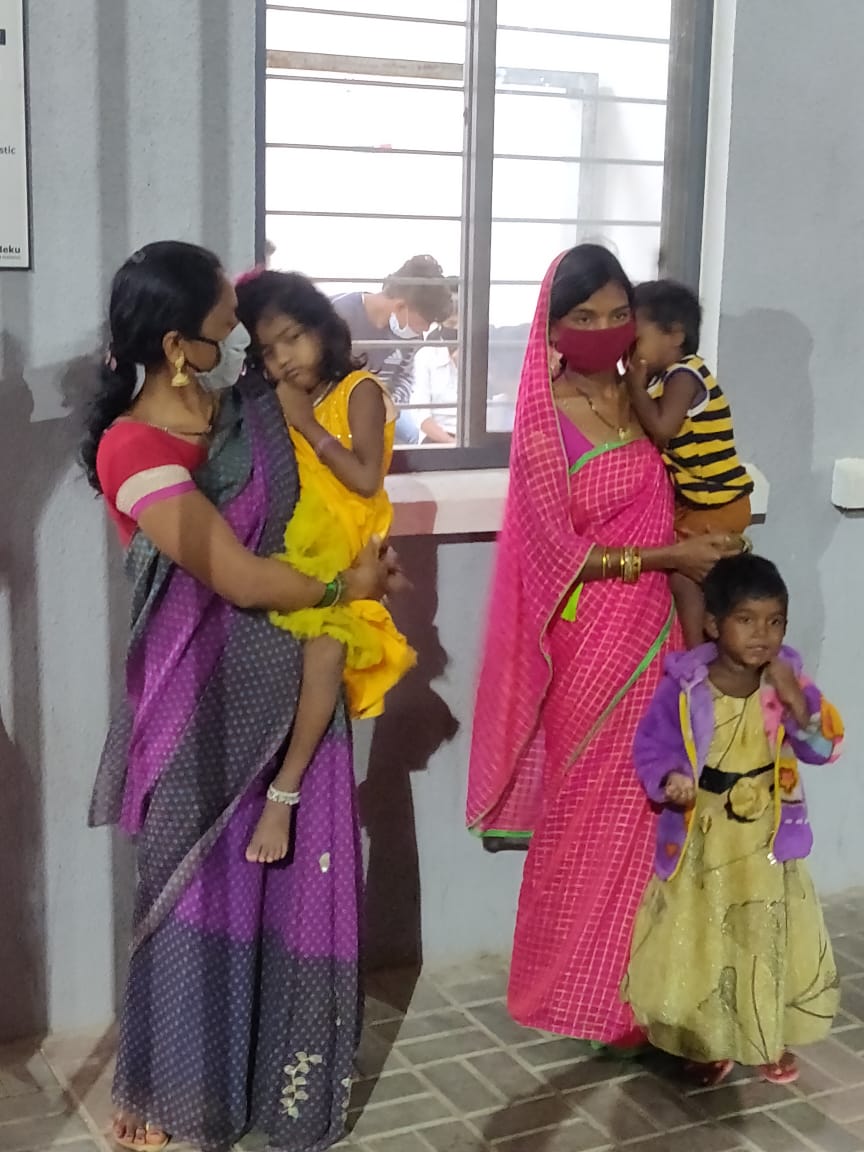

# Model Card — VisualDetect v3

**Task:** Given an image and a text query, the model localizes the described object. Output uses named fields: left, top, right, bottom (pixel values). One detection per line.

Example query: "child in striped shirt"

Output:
left=627, top=280, right=752, bottom=648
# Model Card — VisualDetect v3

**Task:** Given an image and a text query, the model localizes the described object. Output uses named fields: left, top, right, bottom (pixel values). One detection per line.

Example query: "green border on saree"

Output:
left=472, top=602, right=675, bottom=842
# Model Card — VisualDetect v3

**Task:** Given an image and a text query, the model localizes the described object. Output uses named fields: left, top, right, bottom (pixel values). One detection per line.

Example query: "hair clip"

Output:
left=235, top=265, right=266, bottom=287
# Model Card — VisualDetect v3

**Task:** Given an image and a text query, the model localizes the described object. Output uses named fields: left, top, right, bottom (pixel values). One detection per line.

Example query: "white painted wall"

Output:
left=0, top=0, right=256, bottom=1040
left=715, top=0, right=864, bottom=893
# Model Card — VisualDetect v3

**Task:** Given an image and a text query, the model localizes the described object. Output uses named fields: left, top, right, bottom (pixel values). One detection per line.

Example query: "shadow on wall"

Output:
left=0, top=332, right=77, bottom=1038
left=0, top=328, right=134, bottom=1042
left=720, top=308, right=829, bottom=659
left=359, top=537, right=459, bottom=972
left=59, top=339, right=138, bottom=1013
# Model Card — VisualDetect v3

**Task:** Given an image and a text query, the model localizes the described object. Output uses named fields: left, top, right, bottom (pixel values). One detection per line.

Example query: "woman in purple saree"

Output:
left=83, top=242, right=392, bottom=1152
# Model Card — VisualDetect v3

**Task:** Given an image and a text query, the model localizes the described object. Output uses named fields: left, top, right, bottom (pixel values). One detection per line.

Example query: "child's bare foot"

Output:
left=112, top=1112, right=169, bottom=1149
left=246, top=800, right=294, bottom=863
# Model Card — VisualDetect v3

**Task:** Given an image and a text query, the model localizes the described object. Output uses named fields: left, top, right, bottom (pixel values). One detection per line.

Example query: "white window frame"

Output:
left=256, top=0, right=714, bottom=474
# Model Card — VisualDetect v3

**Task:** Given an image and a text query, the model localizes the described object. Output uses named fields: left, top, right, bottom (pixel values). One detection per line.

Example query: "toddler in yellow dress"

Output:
left=237, top=270, right=416, bottom=863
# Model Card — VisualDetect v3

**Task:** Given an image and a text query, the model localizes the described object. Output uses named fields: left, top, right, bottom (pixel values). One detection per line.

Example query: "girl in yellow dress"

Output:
left=237, top=270, right=416, bottom=863
left=622, top=555, right=844, bottom=1087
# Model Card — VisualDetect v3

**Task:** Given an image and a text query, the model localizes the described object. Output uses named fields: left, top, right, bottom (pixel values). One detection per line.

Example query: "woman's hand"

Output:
left=342, top=537, right=400, bottom=602
left=668, top=533, right=743, bottom=583
left=380, top=542, right=411, bottom=595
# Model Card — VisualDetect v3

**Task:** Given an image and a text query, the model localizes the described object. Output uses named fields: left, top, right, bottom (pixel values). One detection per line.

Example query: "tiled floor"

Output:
left=5, top=890, right=864, bottom=1152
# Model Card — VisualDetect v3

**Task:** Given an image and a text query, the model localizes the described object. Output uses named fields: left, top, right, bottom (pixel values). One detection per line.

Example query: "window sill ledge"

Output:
left=386, top=464, right=769, bottom=538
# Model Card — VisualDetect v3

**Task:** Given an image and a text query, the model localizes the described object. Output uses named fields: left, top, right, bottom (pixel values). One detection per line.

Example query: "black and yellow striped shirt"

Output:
left=649, top=355, right=753, bottom=508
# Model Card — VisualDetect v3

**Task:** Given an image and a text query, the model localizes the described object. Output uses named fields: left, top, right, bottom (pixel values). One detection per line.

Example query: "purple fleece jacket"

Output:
left=633, top=643, right=842, bottom=881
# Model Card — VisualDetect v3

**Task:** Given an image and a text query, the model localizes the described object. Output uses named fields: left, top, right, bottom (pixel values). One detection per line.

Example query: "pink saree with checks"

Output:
left=467, top=255, right=679, bottom=1042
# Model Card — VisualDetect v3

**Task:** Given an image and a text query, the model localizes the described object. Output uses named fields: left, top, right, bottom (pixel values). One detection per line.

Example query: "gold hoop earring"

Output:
left=172, top=353, right=189, bottom=388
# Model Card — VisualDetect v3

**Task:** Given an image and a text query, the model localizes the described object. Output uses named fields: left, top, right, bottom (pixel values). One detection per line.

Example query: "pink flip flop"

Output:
left=684, top=1059, right=734, bottom=1087
left=759, top=1052, right=799, bottom=1084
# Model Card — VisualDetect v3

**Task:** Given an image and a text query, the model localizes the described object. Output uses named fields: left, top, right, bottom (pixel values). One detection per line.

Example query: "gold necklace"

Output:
left=562, top=384, right=631, bottom=441
left=156, top=421, right=213, bottom=437
left=152, top=396, right=218, bottom=438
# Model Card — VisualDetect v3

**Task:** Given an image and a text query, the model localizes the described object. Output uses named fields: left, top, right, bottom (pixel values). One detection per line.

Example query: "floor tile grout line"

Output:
left=406, top=1055, right=494, bottom=1138
left=19, top=1048, right=113, bottom=1152
left=413, top=1130, right=443, bottom=1152
left=438, top=1052, right=521, bottom=1109
left=767, top=1107, right=833, bottom=1152
left=409, top=994, right=597, bottom=1137
left=392, top=1034, right=501, bottom=1150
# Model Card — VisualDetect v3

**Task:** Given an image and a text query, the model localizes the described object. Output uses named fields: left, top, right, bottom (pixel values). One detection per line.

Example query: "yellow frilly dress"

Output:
left=622, top=688, right=839, bottom=1066
left=270, top=371, right=416, bottom=719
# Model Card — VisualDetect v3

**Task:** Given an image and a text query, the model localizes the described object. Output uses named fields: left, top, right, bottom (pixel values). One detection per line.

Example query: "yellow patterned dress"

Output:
left=271, top=371, right=415, bottom=719
left=622, top=688, right=839, bottom=1066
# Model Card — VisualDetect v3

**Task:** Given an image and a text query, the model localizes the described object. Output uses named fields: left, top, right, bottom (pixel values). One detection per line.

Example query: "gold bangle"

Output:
left=621, top=545, right=641, bottom=585
left=619, top=548, right=626, bottom=581
left=601, top=548, right=609, bottom=579
left=631, top=547, right=643, bottom=583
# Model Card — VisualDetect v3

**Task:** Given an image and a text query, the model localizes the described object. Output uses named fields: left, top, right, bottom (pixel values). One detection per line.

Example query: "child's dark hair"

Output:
left=382, top=255, right=453, bottom=325
left=236, top=270, right=365, bottom=384
left=704, top=554, right=789, bottom=622
left=633, top=279, right=701, bottom=357
left=550, top=243, right=634, bottom=322
left=80, top=241, right=224, bottom=493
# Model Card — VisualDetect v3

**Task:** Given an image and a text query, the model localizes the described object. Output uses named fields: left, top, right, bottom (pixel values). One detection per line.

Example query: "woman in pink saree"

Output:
left=467, top=245, right=740, bottom=1046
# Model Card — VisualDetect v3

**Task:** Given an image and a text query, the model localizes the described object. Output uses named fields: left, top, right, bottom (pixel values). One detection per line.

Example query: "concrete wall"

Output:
left=715, top=0, right=864, bottom=894
left=3, top=0, right=864, bottom=1043
left=0, top=0, right=256, bottom=1040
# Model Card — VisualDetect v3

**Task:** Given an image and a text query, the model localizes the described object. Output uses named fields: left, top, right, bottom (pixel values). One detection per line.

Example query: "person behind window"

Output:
left=333, top=254, right=452, bottom=446
left=412, top=286, right=459, bottom=445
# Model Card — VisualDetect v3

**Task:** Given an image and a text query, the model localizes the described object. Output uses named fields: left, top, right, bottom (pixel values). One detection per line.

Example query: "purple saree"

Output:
left=90, top=377, right=362, bottom=1152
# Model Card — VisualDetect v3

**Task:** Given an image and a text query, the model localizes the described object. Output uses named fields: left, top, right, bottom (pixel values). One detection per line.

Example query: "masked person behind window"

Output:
left=333, top=255, right=453, bottom=445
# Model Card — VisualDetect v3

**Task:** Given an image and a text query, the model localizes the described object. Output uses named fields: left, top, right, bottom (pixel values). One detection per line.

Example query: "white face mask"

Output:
left=389, top=313, right=420, bottom=340
left=193, top=323, right=251, bottom=392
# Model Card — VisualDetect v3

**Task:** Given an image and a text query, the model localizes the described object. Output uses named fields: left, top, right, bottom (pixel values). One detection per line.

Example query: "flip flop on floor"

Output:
left=759, top=1052, right=799, bottom=1084
left=113, top=1123, right=170, bottom=1151
left=684, top=1059, right=734, bottom=1087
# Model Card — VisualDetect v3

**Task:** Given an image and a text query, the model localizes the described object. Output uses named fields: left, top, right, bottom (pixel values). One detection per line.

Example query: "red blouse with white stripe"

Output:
left=96, top=421, right=208, bottom=545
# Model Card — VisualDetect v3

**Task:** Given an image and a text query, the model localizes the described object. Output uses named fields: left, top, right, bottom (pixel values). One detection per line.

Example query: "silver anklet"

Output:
left=267, top=785, right=301, bottom=806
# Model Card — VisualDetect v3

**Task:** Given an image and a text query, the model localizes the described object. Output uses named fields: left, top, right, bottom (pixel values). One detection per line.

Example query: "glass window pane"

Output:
left=266, top=78, right=465, bottom=153
left=494, top=92, right=589, bottom=158
left=494, top=92, right=667, bottom=164
left=267, top=148, right=464, bottom=217
left=269, top=0, right=466, bottom=20
left=267, top=10, right=466, bottom=66
left=495, top=31, right=669, bottom=101
left=486, top=8, right=671, bottom=433
left=591, top=102, right=668, bottom=164
left=265, top=4, right=466, bottom=450
left=496, top=1, right=671, bottom=40
left=490, top=221, right=660, bottom=285
left=265, top=214, right=461, bottom=283
left=491, top=158, right=662, bottom=223
left=263, top=3, right=693, bottom=453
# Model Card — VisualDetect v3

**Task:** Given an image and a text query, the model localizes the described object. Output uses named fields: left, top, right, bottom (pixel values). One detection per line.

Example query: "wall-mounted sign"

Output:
left=0, top=0, right=30, bottom=270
